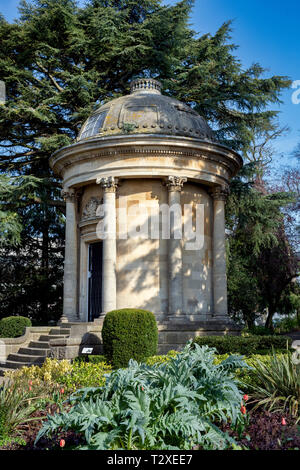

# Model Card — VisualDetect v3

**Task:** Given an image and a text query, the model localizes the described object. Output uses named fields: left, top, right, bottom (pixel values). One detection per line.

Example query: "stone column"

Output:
left=211, top=185, right=229, bottom=319
left=61, top=189, right=79, bottom=322
left=79, top=238, right=89, bottom=321
left=167, top=176, right=187, bottom=315
left=96, top=176, right=118, bottom=313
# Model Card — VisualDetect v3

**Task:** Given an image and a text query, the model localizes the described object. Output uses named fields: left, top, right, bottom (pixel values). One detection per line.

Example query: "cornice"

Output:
left=50, top=134, right=242, bottom=179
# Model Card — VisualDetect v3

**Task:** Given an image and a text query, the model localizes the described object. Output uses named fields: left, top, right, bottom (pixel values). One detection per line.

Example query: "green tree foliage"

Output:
left=256, top=226, right=299, bottom=329
left=274, top=164, right=300, bottom=250
left=0, top=174, right=42, bottom=246
left=0, top=173, right=64, bottom=323
left=0, top=0, right=290, bottom=322
left=279, top=283, right=300, bottom=320
left=0, top=177, right=23, bottom=246
left=226, top=164, right=299, bottom=329
left=241, top=122, right=289, bottom=183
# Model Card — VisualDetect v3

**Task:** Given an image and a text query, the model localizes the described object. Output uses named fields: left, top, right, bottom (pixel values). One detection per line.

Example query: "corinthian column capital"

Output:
left=96, top=176, right=119, bottom=193
left=61, top=188, right=77, bottom=203
left=209, top=185, right=229, bottom=201
left=166, top=176, right=187, bottom=192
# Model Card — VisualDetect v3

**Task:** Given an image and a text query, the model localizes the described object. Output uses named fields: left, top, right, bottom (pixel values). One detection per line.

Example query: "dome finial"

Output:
left=130, top=78, right=161, bottom=94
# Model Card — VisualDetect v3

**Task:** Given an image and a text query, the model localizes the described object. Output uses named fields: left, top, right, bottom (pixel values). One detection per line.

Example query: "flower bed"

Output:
left=1, top=343, right=299, bottom=450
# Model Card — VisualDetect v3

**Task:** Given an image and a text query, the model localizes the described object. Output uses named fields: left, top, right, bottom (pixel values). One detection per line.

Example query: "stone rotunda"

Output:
left=51, top=78, right=243, bottom=352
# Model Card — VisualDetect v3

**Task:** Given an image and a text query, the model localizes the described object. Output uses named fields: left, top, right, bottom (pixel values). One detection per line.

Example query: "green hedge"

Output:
left=192, top=335, right=291, bottom=355
left=102, top=309, right=158, bottom=368
left=242, top=325, right=274, bottom=336
left=74, top=355, right=108, bottom=364
left=0, top=316, right=32, bottom=338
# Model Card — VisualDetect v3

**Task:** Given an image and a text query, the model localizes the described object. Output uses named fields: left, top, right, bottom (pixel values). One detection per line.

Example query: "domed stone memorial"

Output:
left=51, top=78, right=243, bottom=353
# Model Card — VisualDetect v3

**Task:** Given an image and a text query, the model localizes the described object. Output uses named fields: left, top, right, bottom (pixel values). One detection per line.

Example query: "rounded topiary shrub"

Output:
left=0, top=316, right=32, bottom=338
left=102, top=309, right=158, bottom=368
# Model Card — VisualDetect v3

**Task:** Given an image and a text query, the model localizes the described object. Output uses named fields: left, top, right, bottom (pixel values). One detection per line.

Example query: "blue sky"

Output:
left=191, top=0, right=300, bottom=167
left=1, top=0, right=299, bottom=171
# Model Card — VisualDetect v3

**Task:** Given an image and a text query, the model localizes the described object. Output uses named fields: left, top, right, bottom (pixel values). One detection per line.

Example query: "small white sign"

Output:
left=82, top=347, right=93, bottom=354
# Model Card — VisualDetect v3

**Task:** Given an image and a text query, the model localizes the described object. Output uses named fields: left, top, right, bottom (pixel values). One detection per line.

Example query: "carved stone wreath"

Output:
left=82, top=197, right=102, bottom=221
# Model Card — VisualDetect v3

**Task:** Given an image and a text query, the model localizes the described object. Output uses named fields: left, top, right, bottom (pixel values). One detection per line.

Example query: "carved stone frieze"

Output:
left=81, top=197, right=102, bottom=221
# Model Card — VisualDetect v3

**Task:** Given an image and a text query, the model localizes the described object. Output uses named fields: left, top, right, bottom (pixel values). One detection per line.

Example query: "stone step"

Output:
left=57, top=323, right=73, bottom=329
left=3, top=359, right=44, bottom=370
left=8, top=353, right=46, bottom=364
left=49, top=328, right=71, bottom=335
left=29, top=341, right=50, bottom=349
left=0, top=325, right=71, bottom=374
left=18, top=347, right=48, bottom=356
left=39, top=335, right=68, bottom=342
left=29, top=327, right=53, bottom=334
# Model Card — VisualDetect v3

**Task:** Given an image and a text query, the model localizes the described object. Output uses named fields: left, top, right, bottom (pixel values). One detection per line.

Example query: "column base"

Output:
left=157, top=316, right=241, bottom=354
left=59, top=313, right=79, bottom=324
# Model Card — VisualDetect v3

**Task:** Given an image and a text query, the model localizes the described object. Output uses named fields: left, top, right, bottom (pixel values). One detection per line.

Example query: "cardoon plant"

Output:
left=35, top=342, right=248, bottom=450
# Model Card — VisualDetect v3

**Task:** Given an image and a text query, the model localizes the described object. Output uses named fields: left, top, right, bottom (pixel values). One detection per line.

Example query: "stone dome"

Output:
left=77, top=78, right=215, bottom=142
